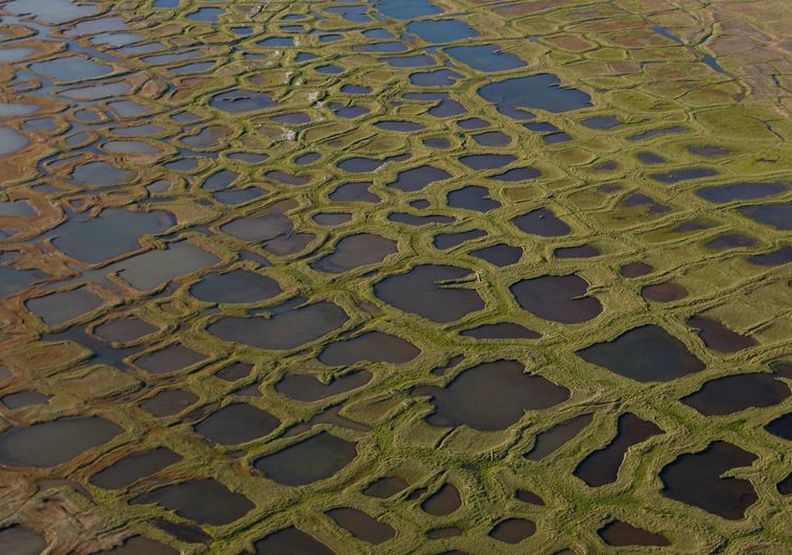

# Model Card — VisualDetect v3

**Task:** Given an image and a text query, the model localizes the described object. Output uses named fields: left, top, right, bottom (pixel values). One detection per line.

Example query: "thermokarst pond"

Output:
left=0, top=416, right=122, bottom=468
left=131, top=478, right=254, bottom=526
left=660, top=441, right=758, bottom=520
left=208, top=301, right=349, bottom=350
left=253, top=431, right=357, bottom=486
left=411, top=360, right=569, bottom=431
left=374, top=264, right=484, bottom=323
left=577, top=325, right=705, bottom=382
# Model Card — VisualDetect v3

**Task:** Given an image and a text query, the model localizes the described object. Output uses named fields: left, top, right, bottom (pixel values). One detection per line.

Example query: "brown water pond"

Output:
left=97, top=535, right=177, bottom=555
left=525, top=413, right=593, bottom=461
left=598, top=520, right=669, bottom=547
left=135, top=344, right=207, bottom=374
left=326, top=507, right=395, bottom=544
left=209, top=301, right=349, bottom=350
left=512, top=208, right=570, bottom=237
left=412, top=360, right=568, bottom=431
left=319, top=331, right=419, bottom=365
left=190, top=269, right=282, bottom=304
left=421, top=483, right=461, bottom=516
left=374, top=264, right=483, bottom=323
left=682, top=374, right=789, bottom=416
left=0, top=525, right=47, bottom=555
left=0, top=416, right=122, bottom=468
left=311, top=233, right=397, bottom=273
left=660, top=441, right=757, bottom=519
left=131, top=478, right=253, bottom=525
left=275, top=370, right=372, bottom=402
left=641, top=281, right=688, bottom=303
left=139, top=389, right=198, bottom=417
left=364, top=475, right=409, bottom=498
left=460, top=322, right=540, bottom=340
left=577, top=325, right=705, bottom=382
left=253, top=431, right=357, bottom=486
left=488, top=518, right=535, bottom=544
left=574, top=413, right=662, bottom=487
left=511, top=274, right=602, bottom=324
left=250, top=527, right=334, bottom=555
left=687, top=315, right=757, bottom=353
left=94, top=317, right=157, bottom=343
left=91, top=447, right=182, bottom=489
left=193, top=403, right=280, bottom=445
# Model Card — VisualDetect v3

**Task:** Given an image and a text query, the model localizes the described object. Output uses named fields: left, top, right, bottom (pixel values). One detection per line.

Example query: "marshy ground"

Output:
left=0, top=0, right=791, bottom=553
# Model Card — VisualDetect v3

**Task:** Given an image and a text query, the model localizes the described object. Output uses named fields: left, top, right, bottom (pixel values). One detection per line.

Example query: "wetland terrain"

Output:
left=0, top=0, right=791, bottom=553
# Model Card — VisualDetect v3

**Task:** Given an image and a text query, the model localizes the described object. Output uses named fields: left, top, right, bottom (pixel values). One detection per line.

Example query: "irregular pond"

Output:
left=512, top=208, right=570, bottom=237
left=0, top=416, right=122, bottom=468
left=765, top=412, right=792, bottom=441
left=193, top=403, right=280, bottom=445
left=210, top=89, right=275, bottom=112
left=327, top=508, right=395, bottom=544
left=406, top=19, right=479, bottom=43
left=91, top=447, right=182, bottom=489
left=139, top=389, right=198, bottom=417
left=330, top=182, right=380, bottom=203
left=574, top=413, right=662, bottom=487
left=412, top=360, right=568, bottom=431
left=445, top=44, right=525, bottom=72
left=739, top=203, right=792, bottom=230
left=51, top=208, right=174, bottom=263
left=681, top=374, right=789, bottom=416
left=208, top=301, right=349, bottom=350
left=30, top=55, right=111, bottom=81
left=460, top=322, right=540, bottom=340
left=598, top=521, right=669, bottom=547
left=364, top=475, right=409, bottom=498
left=26, top=287, right=104, bottom=327
left=447, top=185, right=500, bottom=212
left=421, top=483, right=461, bottom=516
left=0, top=526, right=47, bottom=555
left=458, top=154, right=516, bottom=170
left=387, top=165, right=451, bottom=192
left=687, top=315, right=757, bottom=353
left=136, top=344, right=206, bottom=374
left=478, top=75, right=591, bottom=117
left=696, top=182, right=789, bottom=203
left=470, top=244, right=522, bottom=267
left=254, top=431, right=357, bottom=486
left=0, top=126, right=28, bottom=156
left=190, top=269, right=281, bottom=304
left=650, top=167, right=718, bottom=183
left=311, top=233, right=398, bottom=273
left=577, top=325, right=705, bottom=382
left=488, top=518, right=535, bottom=544
left=660, top=441, right=757, bottom=520
left=319, top=331, right=419, bottom=365
left=525, top=413, right=593, bottom=461
left=275, top=370, right=372, bottom=402
left=374, top=264, right=483, bottom=323
left=433, top=229, right=487, bottom=249
left=131, top=478, right=253, bottom=525
left=511, top=274, right=602, bottom=324
left=250, top=527, right=334, bottom=555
